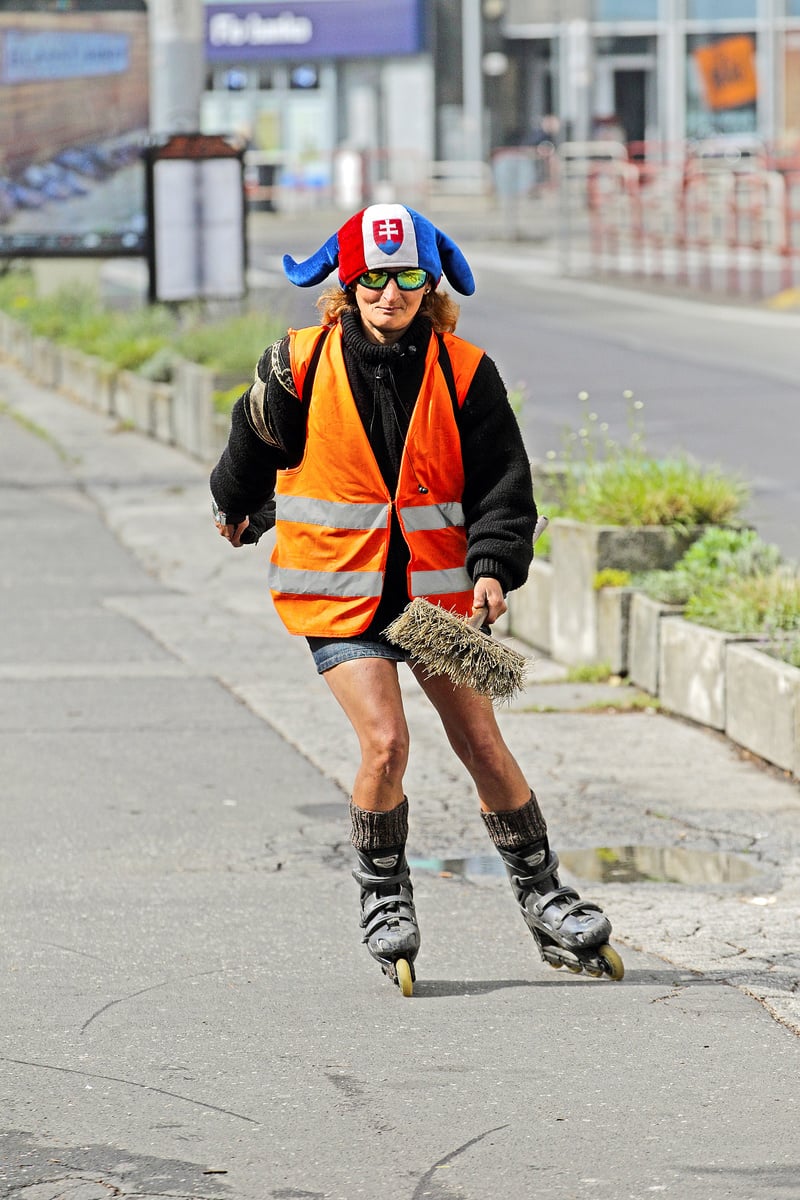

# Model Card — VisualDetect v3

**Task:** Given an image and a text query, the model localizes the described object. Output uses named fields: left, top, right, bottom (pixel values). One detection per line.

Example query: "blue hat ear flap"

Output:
left=435, top=229, right=475, bottom=296
left=283, top=231, right=340, bottom=287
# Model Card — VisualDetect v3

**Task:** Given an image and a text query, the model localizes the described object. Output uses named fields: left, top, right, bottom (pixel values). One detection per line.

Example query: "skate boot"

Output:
left=498, top=841, right=624, bottom=980
left=352, top=848, right=420, bottom=997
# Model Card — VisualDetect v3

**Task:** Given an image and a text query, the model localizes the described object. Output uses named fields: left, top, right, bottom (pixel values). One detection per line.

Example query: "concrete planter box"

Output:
left=659, top=617, right=755, bottom=731
left=27, top=335, right=62, bottom=388
left=0, top=310, right=21, bottom=355
left=725, top=643, right=800, bottom=775
left=151, top=383, right=175, bottom=445
left=549, top=518, right=700, bottom=666
left=59, top=347, right=117, bottom=415
left=596, top=585, right=634, bottom=675
left=628, top=591, right=685, bottom=694
left=508, top=558, right=553, bottom=653
left=172, top=359, right=217, bottom=461
left=4, top=317, right=33, bottom=366
left=113, top=371, right=172, bottom=438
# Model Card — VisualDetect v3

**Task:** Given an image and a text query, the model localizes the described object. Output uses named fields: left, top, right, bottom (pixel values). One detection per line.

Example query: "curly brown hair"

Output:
left=315, top=283, right=461, bottom=333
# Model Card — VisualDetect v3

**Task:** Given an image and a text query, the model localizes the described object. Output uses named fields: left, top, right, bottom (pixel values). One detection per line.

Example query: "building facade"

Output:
left=197, top=0, right=800, bottom=206
left=501, top=1, right=800, bottom=153
left=200, top=0, right=437, bottom=200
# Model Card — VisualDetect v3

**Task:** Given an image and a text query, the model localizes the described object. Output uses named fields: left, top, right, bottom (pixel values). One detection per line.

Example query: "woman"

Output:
left=210, top=204, right=622, bottom=994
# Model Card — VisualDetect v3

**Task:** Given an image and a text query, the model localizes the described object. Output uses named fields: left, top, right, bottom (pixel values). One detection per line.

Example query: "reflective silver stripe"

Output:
left=411, top=566, right=472, bottom=595
left=399, top=502, right=464, bottom=532
left=268, top=563, right=384, bottom=598
left=277, top=494, right=389, bottom=530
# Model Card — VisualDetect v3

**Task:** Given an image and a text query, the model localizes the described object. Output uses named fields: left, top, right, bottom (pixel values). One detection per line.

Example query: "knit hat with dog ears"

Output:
left=282, top=203, right=475, bottom=295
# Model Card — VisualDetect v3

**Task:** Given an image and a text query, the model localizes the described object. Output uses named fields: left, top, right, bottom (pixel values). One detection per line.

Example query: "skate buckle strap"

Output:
left=527, top=885, right=605, bottom=930
left=352, top=865, right=411, bottom=891
left=510, top=847, right=561, bottom=889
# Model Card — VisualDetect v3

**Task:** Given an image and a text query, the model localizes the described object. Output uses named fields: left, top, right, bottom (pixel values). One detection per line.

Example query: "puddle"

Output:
left=409, top=845, right=759, bottom=886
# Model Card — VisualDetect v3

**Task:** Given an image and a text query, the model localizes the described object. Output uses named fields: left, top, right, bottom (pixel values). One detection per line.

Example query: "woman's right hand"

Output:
left=215, top=517, right=250, bottom=547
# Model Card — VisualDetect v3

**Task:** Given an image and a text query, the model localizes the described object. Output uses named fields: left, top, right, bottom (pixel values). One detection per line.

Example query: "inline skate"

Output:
left=352, top=848, right=420, bottom=997
left=497, top=842, right=624, bottom=980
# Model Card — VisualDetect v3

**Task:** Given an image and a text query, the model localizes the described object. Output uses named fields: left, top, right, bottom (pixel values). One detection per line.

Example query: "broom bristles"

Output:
left=383, top=598, right=528, bottom=702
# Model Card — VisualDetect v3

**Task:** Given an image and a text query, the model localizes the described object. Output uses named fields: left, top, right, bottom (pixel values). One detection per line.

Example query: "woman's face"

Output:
left=354, top=271, right=430, bottom=345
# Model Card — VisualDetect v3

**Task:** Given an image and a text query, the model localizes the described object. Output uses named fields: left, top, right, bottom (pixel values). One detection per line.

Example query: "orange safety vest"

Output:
left=268, top=321, right=484, bottom=637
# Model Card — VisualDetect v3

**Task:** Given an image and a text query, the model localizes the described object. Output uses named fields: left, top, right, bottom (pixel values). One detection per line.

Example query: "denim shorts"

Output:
left=307, top=636, right=407, bottom=675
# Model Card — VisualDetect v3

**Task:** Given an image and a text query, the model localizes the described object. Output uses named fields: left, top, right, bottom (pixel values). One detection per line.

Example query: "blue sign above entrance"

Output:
left=205, top=1, right=425, bottom=60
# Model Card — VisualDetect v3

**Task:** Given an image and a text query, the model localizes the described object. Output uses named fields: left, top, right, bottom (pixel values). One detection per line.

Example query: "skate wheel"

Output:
left=598, top=944, right=624, bottom=981
left=548, top=960, right=563, bottom=970
left=565, top=962, right=583, bottom=974
left=395, top=958, right=414, bottom=997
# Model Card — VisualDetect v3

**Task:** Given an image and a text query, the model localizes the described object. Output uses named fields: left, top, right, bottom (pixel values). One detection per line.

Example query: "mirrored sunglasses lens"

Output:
left=359, top=271, right=388, bottom=289
left=397, top=269, right=427, bottom=290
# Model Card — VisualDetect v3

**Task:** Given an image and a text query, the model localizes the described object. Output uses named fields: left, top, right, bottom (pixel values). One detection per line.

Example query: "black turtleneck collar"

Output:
left=340, top=308, right=432, bottom=363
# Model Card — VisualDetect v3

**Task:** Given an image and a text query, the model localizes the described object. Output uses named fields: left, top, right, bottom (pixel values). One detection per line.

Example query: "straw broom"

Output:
left=383, top=516, right=549, bottom=702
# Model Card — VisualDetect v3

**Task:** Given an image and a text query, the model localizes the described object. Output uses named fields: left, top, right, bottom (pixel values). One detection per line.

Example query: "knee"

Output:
left=363, top=724, right=410, bottom=778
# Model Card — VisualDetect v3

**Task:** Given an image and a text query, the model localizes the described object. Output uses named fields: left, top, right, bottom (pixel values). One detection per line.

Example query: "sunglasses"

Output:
left=356, top=268, right=428, bottom=291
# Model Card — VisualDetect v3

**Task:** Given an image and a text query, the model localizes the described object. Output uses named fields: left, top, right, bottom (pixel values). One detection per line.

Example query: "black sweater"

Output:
left=210, top=310, right=537, bottom=638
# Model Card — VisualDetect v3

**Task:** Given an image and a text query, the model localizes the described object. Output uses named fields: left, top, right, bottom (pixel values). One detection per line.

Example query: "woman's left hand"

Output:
left=472, top=577, right=507, bottom=625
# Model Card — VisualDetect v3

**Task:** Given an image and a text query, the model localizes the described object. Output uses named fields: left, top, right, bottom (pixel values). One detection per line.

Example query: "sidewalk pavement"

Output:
left=2, top=349, right=800, bottom=1199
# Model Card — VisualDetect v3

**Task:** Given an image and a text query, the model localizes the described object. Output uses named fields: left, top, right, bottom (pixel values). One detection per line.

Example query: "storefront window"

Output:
left=687, top=1, right=756, bottom=16
left=685, top=33, right=758, bottom=139
left=595, top=1, right=658, bottom=17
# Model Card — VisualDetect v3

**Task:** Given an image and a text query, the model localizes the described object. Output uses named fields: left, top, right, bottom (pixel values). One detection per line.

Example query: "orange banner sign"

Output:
left=694, top=35, right=758, bottom=111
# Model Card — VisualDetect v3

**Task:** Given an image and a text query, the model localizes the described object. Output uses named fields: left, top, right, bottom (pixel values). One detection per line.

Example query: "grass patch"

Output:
left=521, top=694, right=661, bottom=714
left=564, top=662, right=614, bottom=683
left=637, top=527, right=800, bottom=639
left=0, top=398, right=70, bottom=460
left=0, top=268, right=283, bottom=382
left=535, top=394, right=747, bottom=550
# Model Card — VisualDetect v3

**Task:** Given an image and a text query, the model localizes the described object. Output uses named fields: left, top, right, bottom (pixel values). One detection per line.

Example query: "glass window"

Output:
left=595, top=1, right=658, bottom=16
left=687, top=1, right=756, bottom=17
left=686, top=33, right=758, bottom=139
left=787, top=1, right=800, bottom=14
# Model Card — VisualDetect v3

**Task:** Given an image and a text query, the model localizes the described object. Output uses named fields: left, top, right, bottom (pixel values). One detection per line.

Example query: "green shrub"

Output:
left=539, top=395, right=747, bottom=535
left=769, top=640, right=800, bottom=669
left=684, top=570, right=800, bottom=636
left=637, top=527, right=800, bottom=637
left=172, top=311, right=282, bottom=375
left=638, top=527, right=783, bottom=605
left=0, top=271, right=283, bottom=380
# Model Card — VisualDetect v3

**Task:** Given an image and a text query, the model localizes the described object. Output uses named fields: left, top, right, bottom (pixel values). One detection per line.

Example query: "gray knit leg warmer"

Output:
left=480, top=791, right=548, bottom=851
left=350, top=797, right=409, bottom=852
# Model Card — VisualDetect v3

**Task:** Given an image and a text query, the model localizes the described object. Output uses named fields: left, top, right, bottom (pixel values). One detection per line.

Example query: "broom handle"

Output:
left=468, top=514, right=549, bottom=630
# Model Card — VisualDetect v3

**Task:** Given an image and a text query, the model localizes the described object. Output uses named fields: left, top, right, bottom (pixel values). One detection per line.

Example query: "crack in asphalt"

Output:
left=80, top=969, right=223, bottom=1035
left=1, top=1058, right=260, bottom=1125
left=410, top=1124, right=510, bottom=1199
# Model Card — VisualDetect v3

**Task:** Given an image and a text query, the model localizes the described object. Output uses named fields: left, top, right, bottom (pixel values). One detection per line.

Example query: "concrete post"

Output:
left=462, top=0, right=484, bottom=160
left=148, top=0, right=205, bottom=136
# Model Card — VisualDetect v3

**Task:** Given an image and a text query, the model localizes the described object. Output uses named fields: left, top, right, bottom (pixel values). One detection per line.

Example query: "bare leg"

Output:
left=321, top=656, right=409, bottom=812
left=409, top=663, right=531, bottom=812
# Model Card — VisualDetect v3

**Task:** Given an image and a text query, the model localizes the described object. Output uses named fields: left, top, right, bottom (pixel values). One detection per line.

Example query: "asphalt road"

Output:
left=2, top=352, right=800, bottom=1199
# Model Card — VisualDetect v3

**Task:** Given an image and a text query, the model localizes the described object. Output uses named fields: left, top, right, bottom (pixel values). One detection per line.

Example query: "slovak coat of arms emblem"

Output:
left=372, top=218, right=404, bottom=255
